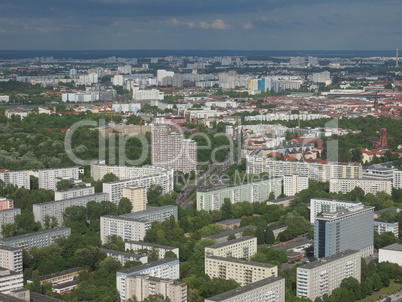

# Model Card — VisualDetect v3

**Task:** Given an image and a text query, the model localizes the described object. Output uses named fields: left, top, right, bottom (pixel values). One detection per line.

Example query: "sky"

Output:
left=0, top=0, right=401, bottom=50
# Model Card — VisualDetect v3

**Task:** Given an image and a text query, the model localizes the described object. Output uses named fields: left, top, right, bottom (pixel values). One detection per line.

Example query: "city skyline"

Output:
left=0, top=0, right=401, bottom=50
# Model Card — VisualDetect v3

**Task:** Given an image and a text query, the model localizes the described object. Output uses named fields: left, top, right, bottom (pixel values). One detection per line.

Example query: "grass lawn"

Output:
left=357, top=282, right=402, bottom=302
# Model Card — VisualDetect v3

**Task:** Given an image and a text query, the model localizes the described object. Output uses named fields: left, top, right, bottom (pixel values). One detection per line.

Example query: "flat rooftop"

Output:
left=216, top=219, right=242, bottom=225
left=206, top=236, right=256, bottom=249
left=34, top=193, right=109, bottom=206
left=101, top=248, right=146, bottom=258
left=118, top=257, right=178, bottom=275
left=380, top=243, right=402, bottom=252
left=0, top=227, right=70, bottom=242
left=206, top=256, right=276, bottom=268
left=206, top=277, right=284, bottom=301
left=40, top=267, right=84, bottom=282
left=298, top=250, right=360, bottom=270
left=125, top=241, right=177, bottom=250
left=204, top=226, right=256, bottom=240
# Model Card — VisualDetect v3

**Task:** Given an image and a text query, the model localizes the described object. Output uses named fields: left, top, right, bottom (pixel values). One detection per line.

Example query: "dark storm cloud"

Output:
left=0, top=0, right=401, bottom=50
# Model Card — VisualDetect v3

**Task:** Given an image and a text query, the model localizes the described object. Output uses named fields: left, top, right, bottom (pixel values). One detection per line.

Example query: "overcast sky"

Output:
left=0, top=0, right=401, bottom=50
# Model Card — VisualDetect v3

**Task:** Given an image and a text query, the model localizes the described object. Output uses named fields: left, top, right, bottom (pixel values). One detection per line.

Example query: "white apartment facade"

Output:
left=0, top=268, right=23, bottom=294
left=125, top=275, right=187, bottom=302
left=102, top=172, right=173, bottom=205
left=205, top=237, right=257, bottom=260
left=38, top=167, right=81, bottom=191
left=393, top=170, right=402, bottom=189
left=0, top=209, right=21, bottom=239
left=33, top=193, right=109, bottom=226
left=329, top=178, right=392, bottom=195
left=54, top=186, right=95, bottom=201
left=116, top=258, right=180, bottom=301
left=283, top=175, right=309, bottom=196
left=205, top=256, right=278, bottom=286
left=205, top=277, right=285, bottom=302
left=310, top=198, right=360, bottom=223
left=0, top=246, right=22, bottom=273
left=0, top=171, right=30, bottom=189
left=297, top=250, right=361, bottom=301
left=100, top=216, right=151, bottom=244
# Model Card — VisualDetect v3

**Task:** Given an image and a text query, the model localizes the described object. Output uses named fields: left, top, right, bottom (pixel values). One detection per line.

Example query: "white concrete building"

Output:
left=0, top=170, right=30, bottom=189
left=0, top=96, right=9, bottom=103
left=116, top=258, right=180, bottom=301
left=0, top=267, right=23, bottom=294
left=100, top=216, right=151, bottom=244
left=0, top=209, right=21, bottom=239
left=297, top=250, right=361, bottom=301
left=33, top=193, right=109, bottom=226
left=205, top=277, right=285, bottom=302
left=100, top=249, right=148, bottom=265
left=54, top=186, right=95, bottom=201
left=205, top=237, right=257, bottom=260
left=310, top=198, right=360, bottom=223
left=329, top=178, right=392, bottom=195
left=378, top=243, right=402, bottom=266
left=38, top=167, right=81, bottom=191
left=61, top=92, right=99, bottom=103
left=0, top=246, right=22, bottom=273
left=393, top=170, right=402, bottom=189
left=374, top=220, right=399, bottom=237
left=133, top=88, right=164, bottom=101
left=283, top=175, right=309, bottom=196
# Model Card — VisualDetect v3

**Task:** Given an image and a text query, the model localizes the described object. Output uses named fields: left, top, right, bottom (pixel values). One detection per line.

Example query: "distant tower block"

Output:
left=380, top=128, right=387, bottom=148
left=397, top=48, right=399, bottom=68
left=374, top=92, right=379, bottom=110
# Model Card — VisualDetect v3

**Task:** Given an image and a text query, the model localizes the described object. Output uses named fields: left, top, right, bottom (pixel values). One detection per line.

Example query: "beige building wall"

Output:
left=205, top=256, right=277, bottom=286
left=122, top=186, right=147, bottom=212
left=205, top=237, right=257, bottom=260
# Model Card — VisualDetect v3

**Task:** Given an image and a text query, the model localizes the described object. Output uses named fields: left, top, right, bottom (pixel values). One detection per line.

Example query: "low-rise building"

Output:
left=0, top=246, right=22, bottom=273
left=0, top=227, right=71, bottom=251
left=374, top=220, right=399, bottom=237
left=379, top=243, right=402, bottom=266
left=205, top=237, right=257, bottom=260
left=266, top=196, right=295, bottom=207
left=297, top=250, right=361, bottom=301
left=124, top=275, right=187, bottom=302
left=271, top=225, right=288, bottom=239
left=205, top=276, right=285, bottom=302
left=125, top=241, right=179, bottom=259
left=205, top=256, right=278, bottom=286
left=39, top=267, right=85, bottom=285
left=203, top=226, right=257, bottom=244
left=100, top=249, right=148, bottom=265
left=116, top=258, right=180, bottom=301
left=215, top=219, right=242, bottom=229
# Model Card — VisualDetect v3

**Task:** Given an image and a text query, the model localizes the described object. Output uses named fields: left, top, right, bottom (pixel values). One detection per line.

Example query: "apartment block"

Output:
left=122, top=186, right=147, bottom=212
left=379, top=243, right=402, bottom=266
left=283, top=175, right=309, bottom=196
left=374, top=220, right=399, bottom=237
left=362, top=167, right=394, bottom=182
left=38, top=167, right=81, bottom=191
left=314, top=204, right=374, bottom=258
left=205, top=256, right=277, bottom=286
left=103, top=172, right=174, bottom=205
left=297, top=250, right=361, bottom=300
left=125, top=241, right=180, bottom=259
left=0, top=227, right=71, bottom=251
left=0, top=170, right=30, bottom=189
left=54, top=186, right=95, bottom=201
left=0, top=267, right=23, bottom=294
left=329, top=178, right=392, bottom=195
left=205, top=276, right=285, bottom=302
left=393, top=170, right=402, bottom=189
left=310, top=198, right=360, bottom=223
left=100, top=216, right=151, bottom=244
left=116, top=258, right=180, bottom=301
left=203, top=226, right=257, bottom=244
left=246, top=155, right=362, bottom=182
left=125, top=274, right=187, bottom=302
left=0, top=198, right=13, bottom=211
left=90, top=162, right=171, bottom=181
left=100, top=249, right=148, bottom=265
left=33, top=193, right=109, bottom=226
left=0, top=209, right=21, bottom=239
left=0, top=246, right=22, bottom=273
left=197, top=178, right=282, bottom=211
left=119, top=205, right=178, bottom=223
left=151, top=125, right=197, bottom=174
left=205, top=237, right=257, bottom=260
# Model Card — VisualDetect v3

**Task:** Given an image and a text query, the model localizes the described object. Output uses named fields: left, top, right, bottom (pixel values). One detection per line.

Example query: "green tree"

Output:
left=147, top=185, right=163, bottom=205
left=118, top=197, right=132, bottom=215
left=56, top=179, right=72, bottom=191
left=264, top=226, right=275, bottom=244
left=227, top=234, right=236, bottom=240
left=256, top=226, right=264, bottom=245
left=164, top=251, right=177, bottom=258
left=98, top=256, right=122, bottom=273
left=221, top=198, right=233, bottom=220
